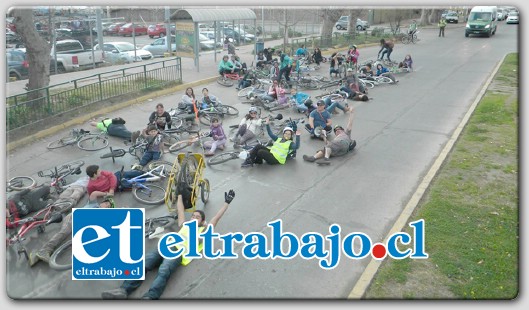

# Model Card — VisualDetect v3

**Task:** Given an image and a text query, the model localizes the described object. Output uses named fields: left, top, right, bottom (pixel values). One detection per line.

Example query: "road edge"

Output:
left=347, top=53, right=506, bottom=299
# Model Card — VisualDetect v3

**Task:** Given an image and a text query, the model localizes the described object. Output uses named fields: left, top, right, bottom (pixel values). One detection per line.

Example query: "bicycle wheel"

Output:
left=359, top=79, right=375, bottom=89
left=200, top=179, right=210, bottom=204
left=401, top=35, right=410, bottom=44
left=220, top=105, right=239, bottom=116
left=52, top=201, right=74, bottom=214
left=217, top=76, right=234, bottom=87
left=412, top=34, right=418, bottom=44
left=199, top=113, right=216, bottom=126
left=168, top=140, right=193, bottom=153
left=66, top=160, right=85, bottom=171
left=100, top=148, right=126, bottom=159
left=207, top=152, right=239, bottom=165
left=323, top=93, right=345, bottom=103
left=7, top=176, right=36, bottom=191
left=145, top=216, right=176, bottom=238
left=179, top=155, right=199, bottom=186
left=161, top=132, right=180, bottom=147
left=133, top=184, right=166, bottom=205
left=47, top=135, right=77, bottom=149
left=376, top=76, right=394, bottom=84
left=238, top=87, right=255, bottom=98
left=77, top=135, right=109, bottom=151
left=49, top=240, right=72, bottom=271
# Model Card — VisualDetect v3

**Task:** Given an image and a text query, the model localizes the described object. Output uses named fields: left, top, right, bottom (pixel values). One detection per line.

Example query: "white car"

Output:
left=94, top=42, right=153, bottom=64
left=142, top=36, right=176, bottom=57
left=506, top=11, right=519, bottom=24
left=199, top=33, right=222, bottom=50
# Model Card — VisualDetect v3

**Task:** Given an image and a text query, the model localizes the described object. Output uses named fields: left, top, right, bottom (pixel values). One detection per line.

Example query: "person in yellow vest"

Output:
left=241, top=118, right=301, bottom=168
left=438, top=17, right=447, bottom=37
left=101, top=188, right=236, bottom=300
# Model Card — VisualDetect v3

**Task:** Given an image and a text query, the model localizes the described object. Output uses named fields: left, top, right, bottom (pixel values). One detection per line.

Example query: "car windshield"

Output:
left=469, top=12, right=492, bottom=21
left=510, top=12, right=519, bottom=16
left=113, top=43, right=136, bottom=52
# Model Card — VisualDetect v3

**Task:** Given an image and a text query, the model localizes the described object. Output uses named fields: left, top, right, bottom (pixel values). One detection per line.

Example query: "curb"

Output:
left=7, top=76, right=218, bottom=152
left=346, top=54, right=506, bottom=299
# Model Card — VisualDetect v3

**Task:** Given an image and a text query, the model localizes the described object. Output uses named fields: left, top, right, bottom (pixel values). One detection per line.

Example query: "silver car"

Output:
left=94, top=42, right=153, bottom=64
left=142, top=36, right=176, bottom=57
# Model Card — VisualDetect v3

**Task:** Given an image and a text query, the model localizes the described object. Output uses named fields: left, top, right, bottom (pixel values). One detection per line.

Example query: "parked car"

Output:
left=445, top=11, right=459, bottom=23
left=199, top=33, right=222, bottom=50
left=50, top=39, right=104, bottom=73
left=118, top=23, right=148, bottom=36
left=6, top=48, right=29, bottom=80
left=6, top=31, right=24, bottom=48
left=93, top=22, right=113, bottom=35
left=148, top=23, right=168, bottom=38
left=106, top=22, right=126, bottom=36
left=496, top=8, right=506, bottom=21
left=334, top=16, right=370, bottom=31
left=222, top=27, right=254, bottom=44
left=94, top=42, right=153, bottom=64
left=506, top=11, right=519, bottom=24
left=142, top=36, right=176, bottom=57
left=200, top=31, right=215, bottom=41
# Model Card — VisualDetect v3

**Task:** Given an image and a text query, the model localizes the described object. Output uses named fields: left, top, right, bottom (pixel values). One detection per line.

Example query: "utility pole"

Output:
left=165, top=7, right=171, bottom=55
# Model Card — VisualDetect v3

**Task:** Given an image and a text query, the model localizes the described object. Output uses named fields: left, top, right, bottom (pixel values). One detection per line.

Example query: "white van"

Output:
left=465, top=6, right=498, bottom=37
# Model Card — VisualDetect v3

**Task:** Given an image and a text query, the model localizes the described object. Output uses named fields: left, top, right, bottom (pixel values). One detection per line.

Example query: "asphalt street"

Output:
left=5, top=22, right=518, bottom=299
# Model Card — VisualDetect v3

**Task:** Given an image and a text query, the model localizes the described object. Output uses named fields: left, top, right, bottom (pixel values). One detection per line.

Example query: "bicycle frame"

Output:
left=122, top=165, right=166, bottom=188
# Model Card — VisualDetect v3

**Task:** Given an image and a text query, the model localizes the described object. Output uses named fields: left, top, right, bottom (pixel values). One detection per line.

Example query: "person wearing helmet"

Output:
left=241, top=118, right=301, bottom=168
left=303, top=107, right=357, bottom=165
left=231, top=106, right=263, bottom=147
left=305, top=99, right=332, bottom=139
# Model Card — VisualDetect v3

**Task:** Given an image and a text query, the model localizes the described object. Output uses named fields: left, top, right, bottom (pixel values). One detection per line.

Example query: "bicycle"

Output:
left=207, top=139, right=268, bottom=166
left=47, top=129, right=109, bottom=151
left=401, top=30, right=420, bottom=44
left=7, top=176, right=36, bottom=192
left=37, top=160, right=85, bottom=194
left=196, top=100, right=239, bottom=126
left=168, top=108, right=202, bottom=134
left=217, top=72, right=242, bottom=87
left=6, top=201, right=71, bottom=260
left=117, top=163, right=169, bottom=205
left=165, top=152, right=209, bottom=213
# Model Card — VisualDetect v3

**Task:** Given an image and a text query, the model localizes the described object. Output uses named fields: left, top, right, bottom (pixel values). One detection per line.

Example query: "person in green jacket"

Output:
left=438, top=18, right=447, bottom=37
left=89, top=117, right=138, bottom=142
left=218, top=55, right=235, bottom=75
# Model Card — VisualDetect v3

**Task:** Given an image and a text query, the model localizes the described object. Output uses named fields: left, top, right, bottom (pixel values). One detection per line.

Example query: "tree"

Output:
left=273, top=9, right=308, bottom=54
left=347, top=9, right=366, bottom=35
left=320, top=8, right=343, bottom=48
left=419, top=8, right=430, bottom=26
left=11, top=8, right=51, bottom=98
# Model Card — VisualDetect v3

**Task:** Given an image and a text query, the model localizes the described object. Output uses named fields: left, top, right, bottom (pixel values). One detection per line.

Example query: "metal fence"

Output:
left=6, top=58, right=182, bottom=132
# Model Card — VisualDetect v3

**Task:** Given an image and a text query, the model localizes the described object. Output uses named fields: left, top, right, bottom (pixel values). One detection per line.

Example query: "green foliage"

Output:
left=371, top=27, right=385, bottom=36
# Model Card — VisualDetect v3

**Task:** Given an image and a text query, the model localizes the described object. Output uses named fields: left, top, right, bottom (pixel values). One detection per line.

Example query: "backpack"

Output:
left=103, top=117, right=126, bottom=128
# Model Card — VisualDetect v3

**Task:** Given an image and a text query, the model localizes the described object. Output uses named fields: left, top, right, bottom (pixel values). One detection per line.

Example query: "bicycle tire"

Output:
left=412, top=34, right=418, bottom=44
left=200, top=179, right=210, bottom=204
left=47, top=135, right=77, bottom=149
left=66, top=160, right=85, bottom=171
left=199, top=113, right=215, bottom=126
left=161, top=132, right=180, bottom=147
left=77, top=135, right=109, bottom=151
left=207, top=152, right=239, bottom=165
left=168, top=140, right=193, bottom=153
left=238, top=87, right=255, bottom=98
left=217, top=76, right=234, bottom=87
left=100, top=149, right=126, bottom=159
left=376, top=76, right=394, bottom=84
left=179, top=155, right=199, bottom=186
left=49, top=240, right=72, bottom=271
left=133, top=184, right=166, bottom=205
left=7, top=176, right=36, bottom=191
left=401, top=35, right=410, bottom=44
left=323, top=93, right=345, bottom=103
left=145, top=216, right=176, bottom=238
left=147, top=160, right=174, bottom=178
left=221, top=105, right=239, bottom=116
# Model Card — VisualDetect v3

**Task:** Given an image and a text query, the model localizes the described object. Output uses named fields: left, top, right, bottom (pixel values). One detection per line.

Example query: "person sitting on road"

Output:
left=305, top=100, right=333, bottom=139
left=204, top=117, right=227, bottom=157
left=303, top=107, right=357, bottom=166
left=149, top=103, right=172, bottom=131
left=218, top=55, right=235, bottom=76
left=89, top=117, right=136, bottom=141
left=263, top=47, right=275, bottom=63
left=258, top=79, right=285, bottom=103
left=398, top=54, right=413, bottom=71
left=378, top=38, right=394, bottom=62
left=230, top=55, right=243, bottom=74
left=340, top=68, right=368, bottom=98
left=6, top=185, right=52, bottom=229
left=312, top=47, right=323, bottom=66
left=329, top=52, right=344, bottom=78
left=200, top=88, right=221, bottom=110
left=359, top=63, right=375, bottom=79
left=132, top=125, right=164, bottom=171
left=289, top=88, right=313, bottom=115
left=85, top=165, right=117, bottom=207
left=232, top=106, right=263, bottom=147
left=101, top=188, right=236, bottom=300
left=376, top=63, right=398, bottom=84
left=256, top=51, right=266, bottom=68
left=181, top=87, right=197, bottom=114
left=269, top=61, right=280, bottom=80
left=237, top=70, right=255, bottom=90
left=241, top=120, right=301, bottom=168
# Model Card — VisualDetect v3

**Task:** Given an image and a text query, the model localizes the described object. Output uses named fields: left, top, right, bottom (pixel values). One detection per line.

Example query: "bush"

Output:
left=371, top=27, right=385, bottom=37
left=271, top=32, right=279, bottom=40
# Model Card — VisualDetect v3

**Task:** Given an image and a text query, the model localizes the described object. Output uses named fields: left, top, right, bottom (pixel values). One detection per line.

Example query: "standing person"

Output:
left=149, top=103, right=172, bottom=131
left=101, top=189, right=236, bottom=300
left=377, top=38, right=394, bottom=62
left=329, top=52, right=344, bottom=78
left=203, top=118, right=227, bottom=156
left=241, top=121, right=301, bottom=168
left=89, top=117, right=135, bottom=141
left=438, top=17, right=447, bottom=37
left=277, top=52, right=292, bottom=86
left=347, top=45, right=360, bottom=66
left=312, top=47, right=323, bottom=66
left=133, top=125, right=164, bottom=170
left=269, top=61, right=279, bottom=80
left=85, top=165, right=117, bottom=206
left=231, top=106, right=263, bottom=147
left=181, top=87, right=196, bottom=114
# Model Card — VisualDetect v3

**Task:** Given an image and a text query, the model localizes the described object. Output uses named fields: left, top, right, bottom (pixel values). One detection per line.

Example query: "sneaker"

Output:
left=35, top=249, right=51, bottom=263
left=204, top=151, right=214, bottom=157
left=141, top=295, right=153, bottom=300
left=316, top=157, right=331, bottom=165
left=303, top=155, right=316, bottom=163
left=28, top=252, right=41, bottom=267
left=102, top=288, right=128, bottom=300
left=241, top=159, right=253, bottom=168
left=131, top=164, right=143, bottom=171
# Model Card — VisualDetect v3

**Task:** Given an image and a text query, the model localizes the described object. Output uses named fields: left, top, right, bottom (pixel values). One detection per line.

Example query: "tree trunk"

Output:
left=419, top=8, right=430, bottom=26
left=283, top=9, right=288, bottom=53
left=12, top=8, right=51, bottom=100
left=320, top=9, right=343, bottom=48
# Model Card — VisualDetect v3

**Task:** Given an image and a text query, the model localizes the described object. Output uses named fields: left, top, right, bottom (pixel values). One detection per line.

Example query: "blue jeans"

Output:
left=139, top=151, right=161, bottom=167
left=324, top=97, right=347, bottom=113
left=259, top=94, right=275, bottom=102
left=107, top=124, right=132, bottom=140
left=121, top=249, right=182, bottom=299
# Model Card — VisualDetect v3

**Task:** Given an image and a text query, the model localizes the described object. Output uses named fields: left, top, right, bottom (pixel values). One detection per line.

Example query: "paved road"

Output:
left=5, top=22, right=518, bottom=299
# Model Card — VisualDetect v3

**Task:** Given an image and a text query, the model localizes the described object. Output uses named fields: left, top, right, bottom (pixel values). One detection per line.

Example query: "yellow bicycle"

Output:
left=165, top=152, right=210, bottom=213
